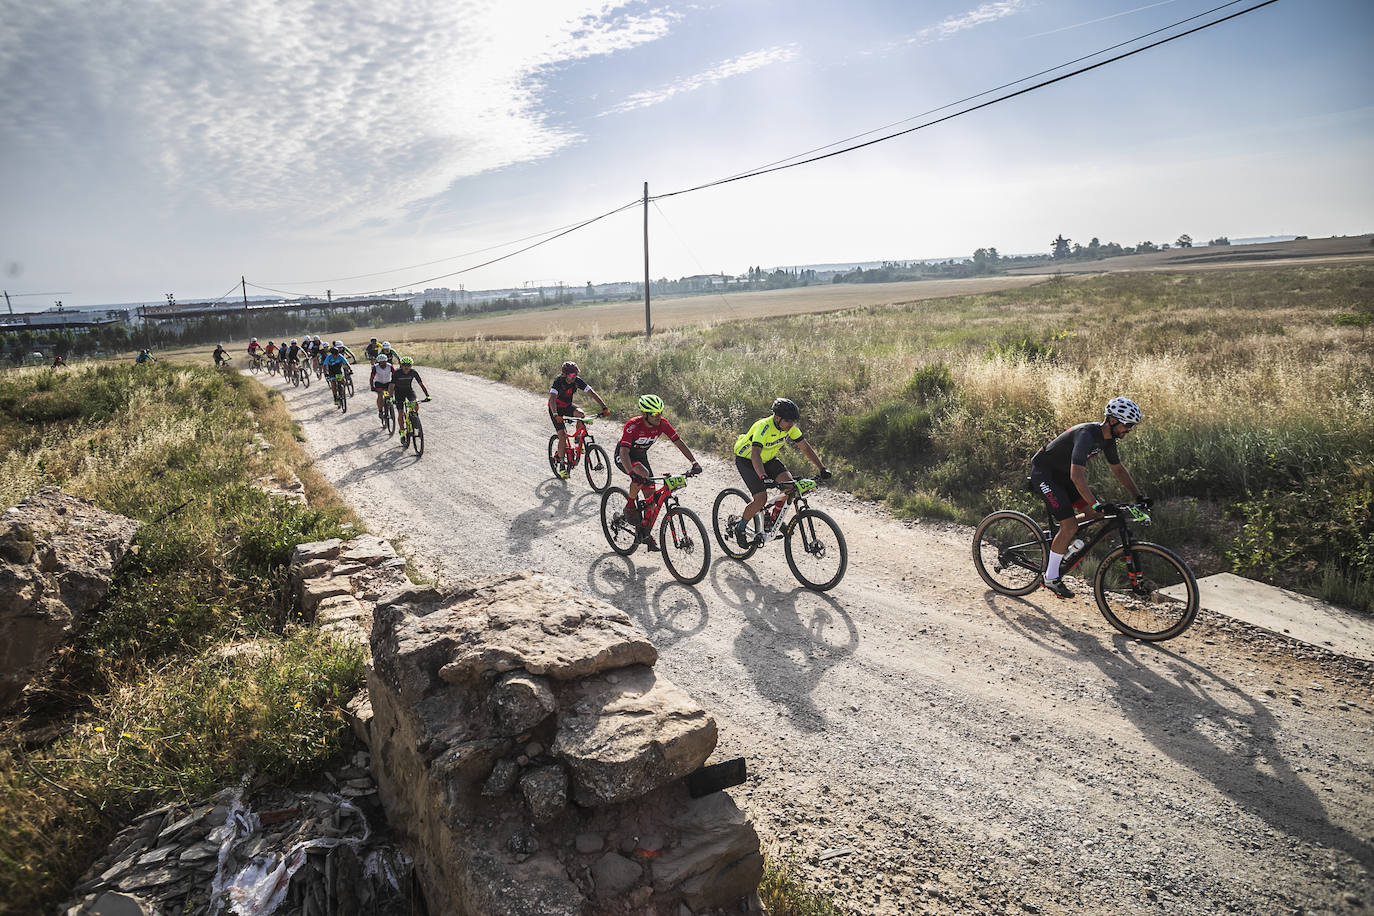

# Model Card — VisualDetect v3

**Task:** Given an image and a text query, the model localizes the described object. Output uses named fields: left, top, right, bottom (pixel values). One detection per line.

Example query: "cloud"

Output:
left=0, top=0, right=676, bottom=228
left=598, top=44, right=799, bottom=116
left=902, top=0, right=1028, bottom=46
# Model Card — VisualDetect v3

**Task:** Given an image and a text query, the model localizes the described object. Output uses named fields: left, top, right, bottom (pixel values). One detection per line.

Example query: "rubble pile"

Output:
left=60, top=752, right=415, bottom=916
left=365, top=570, right=764, bottom=915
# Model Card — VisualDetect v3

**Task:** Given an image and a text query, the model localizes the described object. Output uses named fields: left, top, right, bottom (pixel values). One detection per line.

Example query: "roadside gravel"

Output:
left=268, top=367, right=1374, bottom=915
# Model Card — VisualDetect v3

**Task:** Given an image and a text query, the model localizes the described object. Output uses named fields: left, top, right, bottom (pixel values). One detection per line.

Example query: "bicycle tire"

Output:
left=711, top=488, right=761, bottom=560
left=346, top=376, right=355, bottom=396
left=411, top=416, right=424, bottom=456
left=600, top=486, right=640, bottom=556
left=547, top=435, right=564, bottom=478
left=584, top=444, right=611, bottom=492
left=384, top=401, right=396, bottom=435
left=660, top=506, right=710, bottom=585
left=972, top=510, right=1046, bottom=597
left=337, top=383, right=347, bottom=413
left=784, top=508, right=848, bottom=591
left=1093, top=542, right=1199, bottom=641
left=300, top=368, right=310, bottom=388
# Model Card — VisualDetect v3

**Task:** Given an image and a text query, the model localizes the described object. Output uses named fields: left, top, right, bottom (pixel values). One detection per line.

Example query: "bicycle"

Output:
left=343, top=364, right=356, bottom=398
left=600, top=469, right=709, bottom=585
left=547, top=416, right=611, bottom=491
left=312, top=354, right=323, bottom=380
left=399, top=397, right=429, bottom=456
left=712, top=478, right=848, bottom=591
left=293, top=362, right=311, bottom=388
left=329, top=373, right=348, bottom=412
left=266, top=357, right=279, bottom=376
left=971, top=497, right=1200, bottom=641
left=379, top=391, right=396, bottom=435
left=249, top=354, right=264, bottom=374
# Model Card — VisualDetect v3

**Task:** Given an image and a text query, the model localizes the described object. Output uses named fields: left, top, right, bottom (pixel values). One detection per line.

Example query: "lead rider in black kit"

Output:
left=1030, top=396, right=1149, bottom=599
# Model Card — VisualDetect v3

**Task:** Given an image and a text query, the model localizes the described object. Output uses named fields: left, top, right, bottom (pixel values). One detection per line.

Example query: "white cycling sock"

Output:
left=1046, top=551, right=1064, bottom=581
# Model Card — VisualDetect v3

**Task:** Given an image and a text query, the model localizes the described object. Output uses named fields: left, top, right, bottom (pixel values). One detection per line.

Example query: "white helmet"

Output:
left=314, top=335, right=322, bottom=341
left=333, top=340, right=343, bottom=348
left=250, top=337, right=257, bottom=342
left=290, top=338, right=298, bottom=344
left=381, top=340, right=392, bottom=349
left=1105, top=396, right=1143, bottom=425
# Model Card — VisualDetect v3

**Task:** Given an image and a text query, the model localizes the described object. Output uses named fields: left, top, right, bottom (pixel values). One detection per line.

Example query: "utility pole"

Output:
left=3, top=290, right=11, bottom=315
left=643, top=181, right=651, bottom=338
left=242, top=276, right=249, bottom=313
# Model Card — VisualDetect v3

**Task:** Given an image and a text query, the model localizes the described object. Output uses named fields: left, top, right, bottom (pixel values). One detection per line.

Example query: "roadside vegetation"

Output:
left=411, top=265, right=1374, bottom=612
left=0, top=363, right=362, bottom=915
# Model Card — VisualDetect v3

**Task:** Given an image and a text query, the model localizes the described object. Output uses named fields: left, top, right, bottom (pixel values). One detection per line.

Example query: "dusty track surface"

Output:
left=267, top=367, right=1374, bottom=915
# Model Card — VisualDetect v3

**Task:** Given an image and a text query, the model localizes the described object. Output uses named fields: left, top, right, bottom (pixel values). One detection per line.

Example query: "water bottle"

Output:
left=764, top=502, right=783, bottom=532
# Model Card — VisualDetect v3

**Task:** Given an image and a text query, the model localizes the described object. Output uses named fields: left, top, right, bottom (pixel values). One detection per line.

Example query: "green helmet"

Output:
left=400, top=356, right=414, bottom=366
left=637, top=394, right=664, bottom=415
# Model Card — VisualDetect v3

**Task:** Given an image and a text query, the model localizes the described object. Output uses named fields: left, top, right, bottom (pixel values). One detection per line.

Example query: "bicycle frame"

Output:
left=756, top=478, right=821, bottom=546
left=1043, top=505, right=1150, bottom=576
left=565, top=416, right=594, bottom=463
left=401, top=399, right=420, bottom=434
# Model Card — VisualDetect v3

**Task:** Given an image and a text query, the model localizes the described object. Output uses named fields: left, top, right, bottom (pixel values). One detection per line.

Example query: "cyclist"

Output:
left=264, top=340, right=279, bottom=370
left=379, top=340, right=403, bottom=364
left=322, top=345, right=350, bottom=406
left=548, top=361, right=609, bottom=479
left=212, top=343, right=230, bottom=367
left=363, top=337, right=382, bottom=361
left=284, top=338, right=303, bottom=375
left=370, top=355, right=396, bottom=417
left=731, top=398, right=830, bottom=548
left=51, top=354, right=66, bottom=369
left=617, top=394, right=702, bottom=551
left=135, top=348, right=156, bottom=364
left=308, top=335, right=325, bottom=373
left=1030, top=396, right=1148, bottom=599
left=247, top=337, right=263, bottom=359
left=333, top=339, right=358, bottom=385
left=388, top=357, right=431, bottom=438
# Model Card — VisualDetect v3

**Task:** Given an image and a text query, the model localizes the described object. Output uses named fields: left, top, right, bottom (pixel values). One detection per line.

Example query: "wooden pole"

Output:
left=643, top=182, right=651, bottom=338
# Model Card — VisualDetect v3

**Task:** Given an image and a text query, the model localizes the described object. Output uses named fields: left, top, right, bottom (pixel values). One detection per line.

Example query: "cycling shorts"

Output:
left=549, top=403, right=577, bottom=431
left=614, top=448, right=653, bottom=481
left=1030, top=466, right=1090, bottom=523
left=372, top=381, right=390, bottom=393
left=736, top=455, right=787, bottom=496
left=325, top=365, right=347, bottom=378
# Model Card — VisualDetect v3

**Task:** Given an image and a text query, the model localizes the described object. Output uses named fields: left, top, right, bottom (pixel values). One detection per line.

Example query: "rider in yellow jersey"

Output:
left=731, top=398, right=830, bottom=548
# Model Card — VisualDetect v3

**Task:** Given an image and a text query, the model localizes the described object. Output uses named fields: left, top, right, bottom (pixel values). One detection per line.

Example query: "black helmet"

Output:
left=771, top=397, right=800, bottom=421
left=561, top=361, right=578, bottom=375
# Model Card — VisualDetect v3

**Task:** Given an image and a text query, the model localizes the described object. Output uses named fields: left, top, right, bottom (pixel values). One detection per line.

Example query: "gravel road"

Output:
left=269, top=367, right=1373, bottom=915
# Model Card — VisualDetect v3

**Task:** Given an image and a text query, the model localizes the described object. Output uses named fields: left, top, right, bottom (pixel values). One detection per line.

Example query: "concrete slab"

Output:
left=1167, top=573, right=1374, bottom=662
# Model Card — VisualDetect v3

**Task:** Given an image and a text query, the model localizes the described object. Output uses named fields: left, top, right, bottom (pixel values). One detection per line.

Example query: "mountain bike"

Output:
left=249, top=354, right=264, bottom=374
left=379, top=391, right=396, bottom=435
left=266, top=357, right=279, bottom=376
left=399, top=397, right=429, bottom=456
left=547, top=416, right=611, bottom=491
left=972, top=498, right=1200, bottom=641
left=600, top=469, right=709, bottom=585
left=712, top=478, right=848, bottom=591
left=329, top=373, right=347, bottom=412
left=312, top=354, right=323, bottom=380
left=344, top=365, right=356, bottom=398
left=288, top=361, right=309, bottom=388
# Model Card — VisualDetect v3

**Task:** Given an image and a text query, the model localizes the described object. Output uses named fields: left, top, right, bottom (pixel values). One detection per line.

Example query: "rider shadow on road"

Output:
left=330, top=436, right=420, bottom=488
left=983, top=591, right=1373, bottom=870
left=711, top=560, right=858, bottom=734
left=506, top=478, right=599, bottom=559
left=586, top=553, right=709, bottom=650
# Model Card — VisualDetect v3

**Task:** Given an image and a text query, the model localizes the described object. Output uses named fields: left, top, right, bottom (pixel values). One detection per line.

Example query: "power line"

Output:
left=652, top=0, right=1278, bottom=201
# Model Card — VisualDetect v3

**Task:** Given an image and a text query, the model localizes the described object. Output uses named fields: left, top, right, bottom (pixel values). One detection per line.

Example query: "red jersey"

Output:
left=619, top=415, right=679, bottom=451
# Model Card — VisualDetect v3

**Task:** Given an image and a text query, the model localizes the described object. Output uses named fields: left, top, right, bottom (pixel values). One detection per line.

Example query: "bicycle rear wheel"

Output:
left=1094, top=542, right=1199, bottom=641
left=346, top=375, right=355, bottom=396
left=784, top=509, right=847, bottom=591
left=547, top=435, right=564, bottom=478
left=599, top=487, right=640, bottom=556
left=660, top=507, right=710, bottom=585
left=584, top=444, right=611, bottom=492
left=972, top=510, right=1046, bottom=596
left=712, top=488, right=760, bottom=560
left=411, top=416, right=424, bottom=456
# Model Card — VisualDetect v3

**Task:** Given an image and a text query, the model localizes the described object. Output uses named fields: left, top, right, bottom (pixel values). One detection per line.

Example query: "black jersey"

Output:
left=550, top=374, right=589, bottom=408
left=1032, top=422, right=1120, bottom=473
left=392, top=368, right=423, bottom=399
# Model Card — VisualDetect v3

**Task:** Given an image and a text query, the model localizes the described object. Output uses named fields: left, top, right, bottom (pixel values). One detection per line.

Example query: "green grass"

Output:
left=759, top=855, right=847, bottom=916
left=409, top=265, right=1374, bottom=611
left=0, top=364, right=364, bottom=916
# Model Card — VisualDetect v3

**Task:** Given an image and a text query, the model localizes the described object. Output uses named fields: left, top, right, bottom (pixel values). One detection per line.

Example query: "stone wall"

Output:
left=0, top=488, right=140, bottom=710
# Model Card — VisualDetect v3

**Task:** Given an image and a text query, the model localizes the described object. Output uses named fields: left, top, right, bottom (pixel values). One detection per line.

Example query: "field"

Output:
left=402, top=264, right=1374, bottom=612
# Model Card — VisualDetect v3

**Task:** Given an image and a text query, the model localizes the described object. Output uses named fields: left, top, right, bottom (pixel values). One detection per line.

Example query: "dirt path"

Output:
left=268, top=367, right=1374, bottom=915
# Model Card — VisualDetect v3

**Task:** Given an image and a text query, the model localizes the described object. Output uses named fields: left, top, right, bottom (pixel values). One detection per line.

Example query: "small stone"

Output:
left=575, top=832, right=604, bottom=855
left=1344, top=893, right=1364, bottom=907
left=507, top=826, right=539, bottom=856
left=592, top=852, right=642, bottom=898
left=525, top=742, right=544, bottom=758
left=481, top=759, right=520, bottom=797
left=520, top=765, right=569, bottom=823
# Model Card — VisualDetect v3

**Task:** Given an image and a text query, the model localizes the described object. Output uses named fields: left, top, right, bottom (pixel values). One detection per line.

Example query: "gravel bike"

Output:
left=712, top=478, right=848, bottom=591
left=600, top=469, right=709, bottom=585
left=399, top=397, right=429, bottom=456
left=972, top=498, right=1200, bottom=641
left=547, top=416, right=611, bottom=491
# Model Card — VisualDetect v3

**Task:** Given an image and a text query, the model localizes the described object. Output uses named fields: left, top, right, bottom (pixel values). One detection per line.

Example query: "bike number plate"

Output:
left=665, top=474, right=687, bottom=492
left=795, top=478, right=818, bottom=496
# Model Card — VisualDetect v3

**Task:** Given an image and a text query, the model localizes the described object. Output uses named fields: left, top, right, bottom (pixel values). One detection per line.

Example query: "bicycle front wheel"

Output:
left=384, top=401, right=396, bottom=435
left=300, top=369, right=310, bottom=388
left=1094, top=542, right=1199, bottom=641
left=600, top=487, right=640, bottom=556
left=337, top=384, right=347, bottom=412
left=584, top=444, right=611, bottom=492
left=411, top=416, right=424, bottom=456
left=660, top=507, right=710, bottom=585
left=784, top=509, right=847, bottom=591
left=972, top=510, right=1046, bottom=597
left=546, top=435, right=563, bottom=478
left=712, top=488, right=760, bottom=560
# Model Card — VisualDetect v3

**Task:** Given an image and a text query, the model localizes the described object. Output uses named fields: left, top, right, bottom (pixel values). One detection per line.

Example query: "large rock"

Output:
left=0, top=489, right=139, bottom=710
left=554, top=665, right=717, bottom=806
left=652, top=793, right=764, bottom=910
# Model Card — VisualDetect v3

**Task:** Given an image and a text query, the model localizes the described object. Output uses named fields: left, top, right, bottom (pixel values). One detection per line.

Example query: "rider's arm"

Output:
left=1069, top=463, right=1098, bottom=512
left=548, top=390, right=559, bottom=412
left=798, top=439, right=823, bottom=470
left=750, top=443, right=767, bottom=480
left=673, top=438, right=696, bottom=464
left=1109, top=462, right=1143, bottom=502
left=586, top=387, right=607, bottom=410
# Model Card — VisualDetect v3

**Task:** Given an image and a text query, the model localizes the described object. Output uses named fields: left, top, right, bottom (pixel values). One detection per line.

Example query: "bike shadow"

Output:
left=982, top=590, right=1373, bottom=869
left=506, top=478, right=598, bottom=558
left=586, top=553, right=709, bottom=649
left=710, top=559, right=858, bottom=733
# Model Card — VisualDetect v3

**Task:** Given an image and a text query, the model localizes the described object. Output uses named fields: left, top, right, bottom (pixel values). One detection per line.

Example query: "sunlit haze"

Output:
left=1, top=0, right=1370, bottom=306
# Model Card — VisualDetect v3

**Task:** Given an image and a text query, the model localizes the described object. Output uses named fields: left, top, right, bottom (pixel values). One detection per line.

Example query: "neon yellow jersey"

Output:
left=733, top=416, right=803, bottom=462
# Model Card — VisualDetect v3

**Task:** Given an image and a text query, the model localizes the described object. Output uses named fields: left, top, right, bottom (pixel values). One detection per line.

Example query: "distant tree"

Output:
left=420, top=299, right=443, bottom=320
left=1088, top=237, right=1101, bottom=254
left=1176, top=234, right=1193, bottom=248
left=1051, top=235, right=1072, bottom=259
left=1162, top=243, right=1171, bottom=249
left=586, top=281, right=594, bottom=296
left=1208, top=237, right=1230, bottom=246
left=444, top=302, right=459, bottom=318
left=1137, top=241, right=1158, bottom=253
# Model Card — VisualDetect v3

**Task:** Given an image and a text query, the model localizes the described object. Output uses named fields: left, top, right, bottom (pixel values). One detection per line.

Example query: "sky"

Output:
left=1, top=0, right=1371, bottom=307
